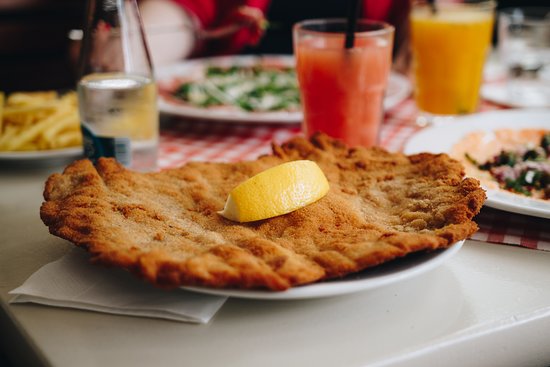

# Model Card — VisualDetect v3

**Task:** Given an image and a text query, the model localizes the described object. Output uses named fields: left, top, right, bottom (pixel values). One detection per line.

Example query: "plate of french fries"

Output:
left=0, top=91, right=83, bottom=161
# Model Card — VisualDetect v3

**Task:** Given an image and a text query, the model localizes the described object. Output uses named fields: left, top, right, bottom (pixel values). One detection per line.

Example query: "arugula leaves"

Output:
left=173, top=65, right=300, bottom=112
left=466, top=133, right=550, bottom=199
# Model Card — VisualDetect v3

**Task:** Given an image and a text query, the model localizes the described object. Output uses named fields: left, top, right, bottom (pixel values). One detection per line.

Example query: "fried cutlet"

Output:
left=40, top=133, right=486, bottom=290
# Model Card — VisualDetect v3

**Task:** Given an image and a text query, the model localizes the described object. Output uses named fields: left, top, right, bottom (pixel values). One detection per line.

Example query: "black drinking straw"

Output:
left=345, top=0, right=362, bottom=49
left=427, top=0, right=437, bottom=15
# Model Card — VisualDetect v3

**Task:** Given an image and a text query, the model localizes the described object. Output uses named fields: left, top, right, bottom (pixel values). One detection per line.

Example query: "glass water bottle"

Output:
left=77, top=0, right=158, bottom=171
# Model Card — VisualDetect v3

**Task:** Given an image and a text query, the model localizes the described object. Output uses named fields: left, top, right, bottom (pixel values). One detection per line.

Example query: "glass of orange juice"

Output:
left=293, top=19, right=394, bottom=148
left=410, top=1, right=495, bottom=125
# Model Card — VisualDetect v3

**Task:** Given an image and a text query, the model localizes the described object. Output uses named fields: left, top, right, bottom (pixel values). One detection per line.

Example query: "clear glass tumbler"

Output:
left=410, top=1, right=495, bottom=125
left=498, top=7, right=550, bottom=107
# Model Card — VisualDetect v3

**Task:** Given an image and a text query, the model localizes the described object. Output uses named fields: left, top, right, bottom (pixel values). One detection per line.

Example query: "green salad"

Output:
left=172, top=65, right=301, bottom=112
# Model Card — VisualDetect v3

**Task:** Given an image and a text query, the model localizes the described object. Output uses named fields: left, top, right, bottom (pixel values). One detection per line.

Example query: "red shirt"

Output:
left=173, top=0, right=409, bottom=56
left=172, top=0, right=270, bottom=55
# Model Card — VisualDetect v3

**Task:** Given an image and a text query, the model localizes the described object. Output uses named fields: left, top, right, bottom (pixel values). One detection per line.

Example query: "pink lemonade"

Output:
left=295, top=29, right=393, bottom=147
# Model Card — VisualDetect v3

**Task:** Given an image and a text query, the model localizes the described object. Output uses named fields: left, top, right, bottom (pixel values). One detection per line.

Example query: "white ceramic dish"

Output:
left=156, top=55, right=411, bottom=124
left=403, top=109, right=550, bottom=219
left=181, top=240, right=463, bottom=300
left=481, top=81, right=550, bottom=108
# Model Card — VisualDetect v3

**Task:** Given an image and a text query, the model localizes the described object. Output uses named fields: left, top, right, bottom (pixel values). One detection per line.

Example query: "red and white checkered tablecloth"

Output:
left=158, top=100, right=422, bottom=169
left=159, top=122, right=301, bottom=168
left=158, top=98, right=550, bottom=252
left=471, top=208, right=550, bottom=251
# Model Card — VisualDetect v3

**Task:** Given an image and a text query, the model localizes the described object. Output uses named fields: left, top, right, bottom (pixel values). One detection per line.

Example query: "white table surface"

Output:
left=1, top=163, right=550, bottom=367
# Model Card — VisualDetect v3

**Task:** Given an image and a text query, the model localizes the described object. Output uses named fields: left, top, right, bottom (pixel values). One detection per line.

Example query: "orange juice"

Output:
left=411, top=3, right=494, bottom=115
left=294, top=20, right=394, bottom=147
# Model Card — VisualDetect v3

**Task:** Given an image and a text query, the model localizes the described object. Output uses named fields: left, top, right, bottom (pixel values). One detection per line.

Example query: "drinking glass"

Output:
left=410, top=1, right=495, bottom=125
left=498, top=7, right=550, bottom=107
left=293, top=19, right=394, bottom=148
left=78, top=0, right=159, bottom=171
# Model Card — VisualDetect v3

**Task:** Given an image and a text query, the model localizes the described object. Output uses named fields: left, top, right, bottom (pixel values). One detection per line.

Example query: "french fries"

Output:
left=0, top=91, right=82, bottom=151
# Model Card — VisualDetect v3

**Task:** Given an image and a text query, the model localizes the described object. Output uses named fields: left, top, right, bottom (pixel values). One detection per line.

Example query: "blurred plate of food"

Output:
left=404, top=109, right=550, bottom=218
left=0, top=90, right=83, bottom=164
left=156, top=55, right=411, bottom=124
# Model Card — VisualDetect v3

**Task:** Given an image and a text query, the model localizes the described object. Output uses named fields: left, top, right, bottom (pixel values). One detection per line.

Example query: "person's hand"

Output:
left=201, top=5, right=267, bottom=46
left=228, top=5, right=267, bottom=46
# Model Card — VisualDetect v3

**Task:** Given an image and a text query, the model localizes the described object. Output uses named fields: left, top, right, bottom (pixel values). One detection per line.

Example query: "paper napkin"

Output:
left=9, top=250, right=227, bottom=324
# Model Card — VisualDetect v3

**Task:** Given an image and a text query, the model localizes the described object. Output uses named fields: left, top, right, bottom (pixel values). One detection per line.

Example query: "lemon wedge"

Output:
left=219, top=160, right=330, bottom=223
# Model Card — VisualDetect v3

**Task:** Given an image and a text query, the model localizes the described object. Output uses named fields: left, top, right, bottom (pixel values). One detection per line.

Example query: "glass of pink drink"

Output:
left=293, top=19, right=394, bottom=147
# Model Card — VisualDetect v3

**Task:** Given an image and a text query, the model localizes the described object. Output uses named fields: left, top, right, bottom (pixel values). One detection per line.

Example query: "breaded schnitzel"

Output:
left=41, top=133, right=485, bottom=290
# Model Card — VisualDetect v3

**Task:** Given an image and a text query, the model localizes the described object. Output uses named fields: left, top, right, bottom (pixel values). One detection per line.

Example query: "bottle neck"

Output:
left=77, top=0, right=154, bottom=81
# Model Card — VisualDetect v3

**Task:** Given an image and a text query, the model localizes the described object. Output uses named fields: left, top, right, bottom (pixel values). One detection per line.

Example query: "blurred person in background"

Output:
left=139, top=0, right=411, bottom=66
left=139, top=0, right=269, bottom=65
left=140, top=0, right=549, bottom=69
left=0, top=0, right=546, bottom=92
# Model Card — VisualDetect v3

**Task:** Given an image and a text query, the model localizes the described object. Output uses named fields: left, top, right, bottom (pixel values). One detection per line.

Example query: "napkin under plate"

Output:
left=9, top=249, right=227, bottom=323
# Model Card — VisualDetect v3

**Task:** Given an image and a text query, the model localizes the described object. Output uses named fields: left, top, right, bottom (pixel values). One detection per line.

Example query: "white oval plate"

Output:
left=156, top=55, right=411, bottom=124
left=181, top=241, right=463, bottom=300
left=403, top=109, right=550, bottom=219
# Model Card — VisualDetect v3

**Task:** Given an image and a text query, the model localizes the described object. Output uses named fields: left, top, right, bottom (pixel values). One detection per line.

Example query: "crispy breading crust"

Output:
left=40, top=133, right=485, bottom=290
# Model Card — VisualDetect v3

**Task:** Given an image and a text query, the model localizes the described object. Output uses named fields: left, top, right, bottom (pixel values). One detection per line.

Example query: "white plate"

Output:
left=403, top=109, right=550, bottom=219
left=156, top=55, right=411, bottom=124
left=0, top=147, right=83, bottom=164
left=181, top=240, right=463, bottom=300
left=481, top=81, right=550, bottom=108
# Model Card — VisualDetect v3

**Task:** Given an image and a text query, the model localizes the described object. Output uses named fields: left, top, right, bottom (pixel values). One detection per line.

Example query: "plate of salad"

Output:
left=156, top=55, right=411, bottom=124
left=403, top=109, right=550, bottom=219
